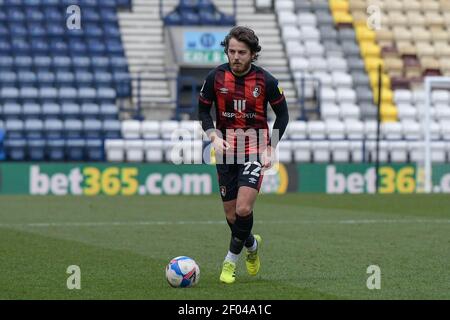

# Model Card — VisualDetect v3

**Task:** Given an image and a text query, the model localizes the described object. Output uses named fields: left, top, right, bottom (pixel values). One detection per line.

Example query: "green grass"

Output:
left=0, top=194, right=449, bottom=299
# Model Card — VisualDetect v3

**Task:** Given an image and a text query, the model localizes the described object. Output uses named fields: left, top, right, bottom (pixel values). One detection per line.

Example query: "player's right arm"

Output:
left=198, top=70, right=230, bottom=153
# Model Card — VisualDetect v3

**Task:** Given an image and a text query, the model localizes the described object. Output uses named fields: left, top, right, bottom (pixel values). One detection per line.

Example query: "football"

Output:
left=165, top=256, right=200, bottom=288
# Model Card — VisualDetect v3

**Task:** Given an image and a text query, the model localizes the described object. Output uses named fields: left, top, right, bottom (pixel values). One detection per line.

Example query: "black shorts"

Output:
left=216, top=159, right=264, bottom=202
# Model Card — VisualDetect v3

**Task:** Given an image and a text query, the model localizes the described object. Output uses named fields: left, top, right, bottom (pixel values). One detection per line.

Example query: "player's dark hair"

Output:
left=221, top=26, right=261, bottom=62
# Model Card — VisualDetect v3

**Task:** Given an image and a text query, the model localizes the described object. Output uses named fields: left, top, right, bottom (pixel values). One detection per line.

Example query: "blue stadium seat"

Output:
left=17, top=71, right=37, bottom=87
left=53, top=56, right=72, bottom=71
left=0, top=24, right=8, bottom=37
left=44, top=119, right=63, bottom=139
left=42, top=103, right=61, bottom=120
left=5, top=139, right=26, bottom=161
left=64, top=119, right=83, bottom=139
left=103, top=24, right=121, bottom=38
left=34, top=56, right=52, bottom=70
left=9, top=23, right=27, bottom=37
left=69, top=39, right=88, bottom=57
left=83, top=119, right=102, bottom=139
left=47, top=138, right=65, bottom=161
left=59, top=87, right=78, bottom=103
left=47, top=24, right=65, bottom=38
left=39, top=87, right=58, bottom=102
left=5, top=119, right=24, bottom=139
left=106, top=39, right=124, bottom=56
left=198, top=0, right=215, bottom=11
left=31, top=38, right=50, bottom=53
left=85, top=23, right=103, bottom=38
left=72, top=56, right=91, bottom=70
left=88, top=40, right=106, bottom=55
left=14, top=56, right=33, bottom=69
left=37, top=72, right=55, bottom=87
left=75, top=71, right=94, bottom=87
left=164, top=11, right=182, bottom=25
left=61, top=102, right=80, bottom=120
left=78, top=87, right=97, bottom=103
left=44, top=7, right=64, bottom=22
left=86, top=139, right=103, bottom=161
left=0, top=40, right=12, bottom=54
left=7, top=8, right=26, bottom=22
left=0, top=56, right=13, bottom=70
left=0, top=129, right=5, bottom=161
left=56, top=73, right=75, bottom=88
left=0, top=71, right=17, bottom=86
left=83, top=9, right=101, bottom=22
left=66, top=139, right=85, bottom=161
left=91, top=56, right=110, bottom=71
left=102, top=119, right=121, bottom=138
left=25, top=8, right=45, bottom=22
left=50, top=40, right=69, bottom=55
left=181, top=11, right=201, bottom=25
left=179, top=0, right=198, bottom=10
left=22, top=103, right=41, bottom=120
left=81, top=103, right=100, bottom=120
left=97, top=88, right=116, bottom=103
left=94, top=71, right=113, bottom=88
left=27, top=139, right=46, bottom=161
left=99, top=103, right=118, bottom=120
left=25, top=118, right=44, bottom=139
left=3, top=103, right=22, bottom=120
left=1, top=87, right=19, bottom=103
left=20, top=87, right=39, bottom=103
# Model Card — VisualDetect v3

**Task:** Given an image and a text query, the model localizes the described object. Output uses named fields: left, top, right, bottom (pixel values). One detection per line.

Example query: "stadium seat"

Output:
left=330, top=140, right=350, bottom=162
left=27, top=139, right=46, bottom=161
left=145, top=140, right=164, bottom=162
left=86, top=139, right=104, bottom=161
left=66, top=139, right=86, bottom=161
left=105, top=139, right=125, bottom=162
left=311, top=140, right=330, bottom=162
left=125, top=139, right=144, bottom=162
left=141, top=121, right=161, bottom=139
left=4, top=139, right=26, bottom=161
left=103, top=119, right=121, bottom=139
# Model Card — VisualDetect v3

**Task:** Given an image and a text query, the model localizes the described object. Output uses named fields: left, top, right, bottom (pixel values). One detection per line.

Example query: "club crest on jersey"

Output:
left=220, top=186, right=226, bottom=197
left=252, top=86, right=261, bottom=98
left=233, top=99, right=246, bottom=112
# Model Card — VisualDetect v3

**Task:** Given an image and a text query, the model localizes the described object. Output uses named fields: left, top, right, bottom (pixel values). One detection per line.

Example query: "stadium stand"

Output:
left=0, top=0, right=131, bottom=161
left=0, top=0, right=449, bottom=164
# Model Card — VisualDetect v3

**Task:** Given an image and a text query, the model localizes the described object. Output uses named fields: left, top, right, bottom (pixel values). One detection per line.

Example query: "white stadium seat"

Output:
left=292, top=140, right=311, bottom=162
left=160, top=120, right=180, bottom=140
left=345, top=119, right=364, bottom=140
left=389, top=141, right=408, bottom=162
left=277, top=140, right=292, bottom=163
left=326, top=120, right=346, bottom=139
left=330, top=140, right=350, bottom=162
left=121, top=120, right=141, bottom=139
left=105, top=139, right=125, bottom=162
left=382, top=122, right=403, bottom=140
left=125, top=139, right=144, bottom=162
left=311, top=140, right=330, bottom=162
left=307, top=120, right=326, bottom=139
left=141, top=120, right=160, bottom=139
left=144, top=140, right=164, bottom=162
left=350, top=141, right=364, bottom=162
left=289, top=121, right=307, bottom=139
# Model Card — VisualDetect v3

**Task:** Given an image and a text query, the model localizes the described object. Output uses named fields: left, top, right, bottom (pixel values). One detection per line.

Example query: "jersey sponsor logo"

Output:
left=233, top=99, right=246, bottom=112
left=221, top=111, right=256, bottom=119
left=252, top=86, right=261, bottom=98
left=219, top=87, right=229, bottom=94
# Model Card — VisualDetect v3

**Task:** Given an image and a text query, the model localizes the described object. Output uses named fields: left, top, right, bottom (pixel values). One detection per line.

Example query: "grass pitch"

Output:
left=0, top=194, right=449, bottom=299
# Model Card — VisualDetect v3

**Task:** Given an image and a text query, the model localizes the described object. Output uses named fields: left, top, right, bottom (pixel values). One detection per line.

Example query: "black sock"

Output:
left=227, top=216, right=255, bottom=248
left=229, top=212, right=253, bottom=254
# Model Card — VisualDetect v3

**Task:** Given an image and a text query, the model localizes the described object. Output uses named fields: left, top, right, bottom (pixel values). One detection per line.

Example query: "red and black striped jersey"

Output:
left=199, top=63, right=285, bottom=131
left=198, top=63, right=286, bottom=154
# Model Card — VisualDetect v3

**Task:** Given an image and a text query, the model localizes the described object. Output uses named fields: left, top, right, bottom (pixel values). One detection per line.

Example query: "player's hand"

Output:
left=211, top=136, right=231, bottom=154
left=261, top=145, right=275, bottom=169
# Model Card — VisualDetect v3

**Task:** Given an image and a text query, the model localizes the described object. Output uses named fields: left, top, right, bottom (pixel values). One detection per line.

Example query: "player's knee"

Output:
left=236, top=204, right=252, bottom=217
left=226, top=212, right=236, bottom=224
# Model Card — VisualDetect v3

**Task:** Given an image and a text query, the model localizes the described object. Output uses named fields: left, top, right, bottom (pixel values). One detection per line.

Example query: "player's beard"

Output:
left=230, top=59, right=251, bottom=76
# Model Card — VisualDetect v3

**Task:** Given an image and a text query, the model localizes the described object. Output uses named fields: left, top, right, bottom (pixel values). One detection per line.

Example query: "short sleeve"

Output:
left=199, top=69, right=216, bottom=105
left=265, top=72, right=286, bottom=106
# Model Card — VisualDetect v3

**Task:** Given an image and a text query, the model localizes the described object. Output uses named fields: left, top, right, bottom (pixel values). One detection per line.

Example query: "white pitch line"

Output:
left=0, top=219, right=449, bottom=228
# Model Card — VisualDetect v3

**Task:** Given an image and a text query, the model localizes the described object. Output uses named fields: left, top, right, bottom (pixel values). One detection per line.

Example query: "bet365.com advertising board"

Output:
left=0, top=163, right=297, bottom=195
left=0, top=163, right=449, bottom=195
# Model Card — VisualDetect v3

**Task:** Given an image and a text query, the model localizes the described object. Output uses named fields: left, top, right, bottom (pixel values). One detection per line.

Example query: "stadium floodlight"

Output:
left=422, top=77, right=450, bottom=193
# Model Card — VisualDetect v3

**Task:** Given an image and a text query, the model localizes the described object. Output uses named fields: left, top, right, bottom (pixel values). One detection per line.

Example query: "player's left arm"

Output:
left=267, top=76, right=289, bottom=149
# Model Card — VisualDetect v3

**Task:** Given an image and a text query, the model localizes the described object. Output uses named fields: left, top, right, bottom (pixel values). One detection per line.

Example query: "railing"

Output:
left=297, top=76, right=322, bottom=121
